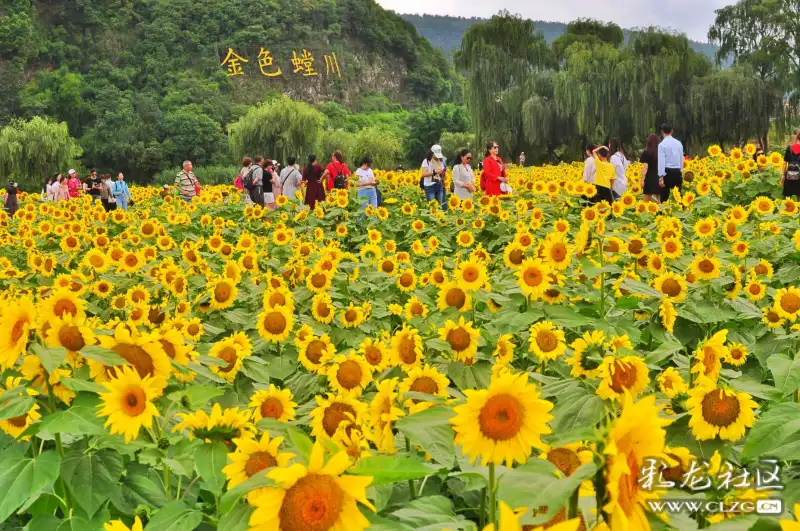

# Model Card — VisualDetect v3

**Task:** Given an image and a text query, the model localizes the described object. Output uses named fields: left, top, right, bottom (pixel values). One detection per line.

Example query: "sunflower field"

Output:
left=1, top=145, right=800, bottom=531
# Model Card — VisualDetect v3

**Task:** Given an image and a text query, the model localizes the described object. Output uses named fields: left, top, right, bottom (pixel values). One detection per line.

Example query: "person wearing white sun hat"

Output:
left=421, top=144, right=447, bottom=210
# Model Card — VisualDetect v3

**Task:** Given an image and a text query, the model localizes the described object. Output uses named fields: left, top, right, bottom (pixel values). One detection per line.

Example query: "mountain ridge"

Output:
left=400, top=13, right=721, bottom=61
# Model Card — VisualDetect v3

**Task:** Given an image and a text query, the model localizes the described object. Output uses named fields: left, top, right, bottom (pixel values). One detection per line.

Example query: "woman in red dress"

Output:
left=480, top=141, right=507, bottom=196
left=303, top=154, right=326, bottom=209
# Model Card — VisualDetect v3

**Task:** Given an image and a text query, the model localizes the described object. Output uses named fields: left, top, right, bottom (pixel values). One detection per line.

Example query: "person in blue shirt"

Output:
left=113, top=172, right=133, bottom=210
left=657, top=123, right=684, bottom=202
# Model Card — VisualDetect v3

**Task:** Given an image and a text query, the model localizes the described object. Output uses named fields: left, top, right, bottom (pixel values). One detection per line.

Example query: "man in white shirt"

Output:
left=657, top=123, right=684, bottom=202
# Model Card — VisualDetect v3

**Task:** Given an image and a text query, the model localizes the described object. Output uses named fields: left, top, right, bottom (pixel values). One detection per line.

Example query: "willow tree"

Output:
left=228, top=96, right=324, bottom=163
left=454, top=11, right=551, bottom=157
left=688, top=68, right=782, bottom=148
left=0, top=116, right=82, bottom=189
left=521, top=74, right=577, bottom=162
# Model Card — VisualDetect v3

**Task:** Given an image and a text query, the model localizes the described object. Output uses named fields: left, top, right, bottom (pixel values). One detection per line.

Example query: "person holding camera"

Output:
left=782, top=130, right=800, bottom=199
left=421, top=144, right=447, bottom=208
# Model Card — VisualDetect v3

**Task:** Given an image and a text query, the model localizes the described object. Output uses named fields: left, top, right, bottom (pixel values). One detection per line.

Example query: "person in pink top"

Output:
left=67, top=170, right=81, bottom=199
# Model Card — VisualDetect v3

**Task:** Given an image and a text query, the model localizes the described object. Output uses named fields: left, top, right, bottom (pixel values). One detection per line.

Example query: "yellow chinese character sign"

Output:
left=218, top=47, right=343, bottom=81
left=220, top=48, right=248, bottom=76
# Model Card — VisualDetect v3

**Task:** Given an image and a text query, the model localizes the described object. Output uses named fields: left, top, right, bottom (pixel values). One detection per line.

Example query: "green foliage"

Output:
left=349, top=127, right=404, bottom=169
left=228, top=96, right=324, bottom=163
left=0, top=116, right=82, bottom=189
left=438, top=132, right=477, bottom=163
left=404, top=104, right=471, bottom=165
left=153, top=166, right=237, bottom=186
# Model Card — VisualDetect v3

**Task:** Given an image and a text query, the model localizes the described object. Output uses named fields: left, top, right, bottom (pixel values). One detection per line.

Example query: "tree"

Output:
left=438, top=132, right=477, bottom=164
left=0, top=117, right=82, bottom=189
left=161, top=106, right=226, bottom=168
left=228, top=96, right=324, bottom=163
left=403, top=104, right=470, bottom=165
left=454, top=11, right=550, bottom=158
left=350, top=128, right=403, bottom=169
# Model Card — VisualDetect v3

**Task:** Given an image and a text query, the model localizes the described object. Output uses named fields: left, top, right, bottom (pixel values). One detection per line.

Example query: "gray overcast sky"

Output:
left=377, top=0, right=734, bottom=42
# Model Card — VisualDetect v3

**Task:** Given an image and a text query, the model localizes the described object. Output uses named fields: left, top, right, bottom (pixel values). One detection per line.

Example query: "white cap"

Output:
left=431, top=145, right=443, bottom=159
left=163, top=184, right=169, bottom=189
left=272, top=160, right=278, bottom=165
left=68, top=169, right=76, bottom=175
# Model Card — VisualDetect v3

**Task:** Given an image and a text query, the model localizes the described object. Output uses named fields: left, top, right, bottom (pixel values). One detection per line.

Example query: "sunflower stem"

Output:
left=488, top=463, right=497, bottom=529
left=568, top=487, right=579, bottom=519
left=46, top=379, right=71, bottom=514
left=405, top=438, right=417, bottom=499
left=479, top=487, right=486, bottom=529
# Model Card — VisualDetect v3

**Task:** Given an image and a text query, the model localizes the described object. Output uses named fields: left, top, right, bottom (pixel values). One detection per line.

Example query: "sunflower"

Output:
left=310, top=393, right=367, bottom=439
left=399, top=364, right=450, bottom=412
left=205, top=276, right=238, bottom=311
left=603, top=394, right=671, bottom=530
left=256, top=306, right=294, bottom=343
left=184, top=317, right=204, bottom=340
left=541, top=235, right=573, bottom=271
left=687, top=384, right=757, bottom=441
left=310, top=293, right=336, bottom=324
left=527, top=321, right=566, bottom=362
left=118, top=251, right=146, bottom=273
left=517, top=258, right=551, bottom=300
left=596, top=356, right=650, bottom=401
left=566, top=330, right=607, bottom=379
left=456, top=230, right=475, bottom=248
left=689, top=255, right=721, bottom=281
left=660, top=238, right=682, bottom=259
left=0, top=377, right=41, bottom=440
left=657, top=367, right=688, bottom=398
left=503, top=241, right=527, bottom=269
left=369, top=378, right=405, bottom=453
left=725, top=342, right=749, bottom=367
left=493, top=334, right=515, bottom=364
left=454, top=259, right=488, bottom=291
left=451, top=372, right=553, bottom=467
left=222, top=432, right=294, bottom=490
left=173, top=403, right=253, bottom=442
left=437, top=281, right=473, bottom=313
left=744, top=278, right=766, bottom=301
left=439, top=317, right=480, bottom=362
left=103, top=517, right=144, bottom=531
left=403, top=295, right=429, bottom=321
left=395, top=269, right=417, bottom=292
left=763, top=306, right=785, bottom=329
left=158, top=328, right=194, bottom=366
left=83, top=249, right=111, bottom=272
left=247, top=441, right=375, bottom=531
left=353, top=337, right=387, bottom=373
left=305, top=269, right=332, bottom=294
left=45, top=314, right=95, bottom=354
left=263, top=286, right=294, bottom=312
left=391, top=325, right=424, bottom=370
left=39, top=288, right=87, bottom=322
left=0, top=296, right=35, bottom=368
left=774, top=287, right=800, bottom=321
left=95, top=324, right=171, bottom=386
left=652, top=272, right=688, bottom=302
left=339, top=303, right=366, bottom=328
left=691, top=330, right=729, bottom=384
left=97, top=366, right=160, bottom=443
left=326, top=353, right=372, bottom=396
left=249, top=385, right=297, bottom=423
left=209, top=332, right=253, bottom=382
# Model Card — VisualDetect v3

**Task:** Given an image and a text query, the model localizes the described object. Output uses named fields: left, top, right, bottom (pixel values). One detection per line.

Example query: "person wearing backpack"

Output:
left=279, top=156, right=302, bottom=201
left=421, top=144, right=447, bottom=208
left=322, top=151, right=350, bottom=192
left=246, top=156, right=265, bottom=207
left=782, top=130, right=800, bottom=199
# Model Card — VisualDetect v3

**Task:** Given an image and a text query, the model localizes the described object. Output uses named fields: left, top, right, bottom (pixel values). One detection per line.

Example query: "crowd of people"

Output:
left=6, top=125, right=799, bottom=218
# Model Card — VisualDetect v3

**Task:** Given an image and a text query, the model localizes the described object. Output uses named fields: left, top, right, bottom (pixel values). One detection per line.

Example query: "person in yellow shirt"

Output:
left=592, top=145, right=615, bottom=204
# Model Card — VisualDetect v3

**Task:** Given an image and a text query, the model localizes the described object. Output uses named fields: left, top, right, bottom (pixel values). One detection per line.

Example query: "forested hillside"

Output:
left=401, top=13, right=721, bottom=61
left=0, top=0, right=455, bottom=179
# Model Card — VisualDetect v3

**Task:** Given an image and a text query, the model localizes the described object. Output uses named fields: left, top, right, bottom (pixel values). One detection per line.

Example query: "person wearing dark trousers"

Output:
left=657, top=123, right=684, bottom=203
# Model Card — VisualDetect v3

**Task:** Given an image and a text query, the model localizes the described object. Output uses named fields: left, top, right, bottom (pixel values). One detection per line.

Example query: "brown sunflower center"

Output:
left=90, top=254, right=105, bottom=268
left=58, top=324, right=85, bottom=352
left=7, top=413, right=29, bottom=428
left=536, top=330, right=558, bottom=353
left=122, top=387, right=147, bottom=416
left=364, top=346, right=382, bottom=366
left=397, top=336, right=418, bottom=365
left=11, top=318, right=28, bottom=344
left=754, top=263, right=768, bottom=275
left=214, top=283, right=232, bottom=303
left=629, top=240, right=644, bottom=255
left=522, top=267, right=543, bottom=287
left=478, top=394, right=524, bottom=441
left=701, top=390, right=741, bottom=427
left=410, top=302, right=424, bottom=316
left=305, top=340, right=326, bottom=364
left=53, top=298, right=78, bottom=317
left=509, top=249, right=523, bottom=265
left=217, top=346, right=238, bottom=373
left=550, top=242, right=567, bottom=261
left=315, top=302, right=331, bottom=318
left=344, top=309, right=358, bottom=322
left=310, top=273, right=327, bottom=289
left=279, top=474, right=344, bottom=531
left=336, top=360, right=363, bottom=390
left=660, top=279, right=682, bottom=297
left=409, top=376, right=439, bottom=395
left=432, top=270, right=445, bottom=283
left=547, top=448, right=582, bottom=477
left=263, top=312, right=287, bottom=335
left=112, top=344, right=156, bottom=378
left=609, top=361, right=639, bottom=393
left=445, top=288, right=467, bottom=309
left=260, top=397, right=284, bottom=420
left=462, top=266, right=479, bottom=282
left=730, top=347, right=744, bottom=360
left=321, top=403, right=356, bottom=437
left=446, top=327, right=471, bottom=352
left=269, top=292, right=287, bottom=307
left=781, top=294, right=800, bottom=314
left=399, top=273, right=414, bottom=287
left=245, top=451, right=277, bottom=477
